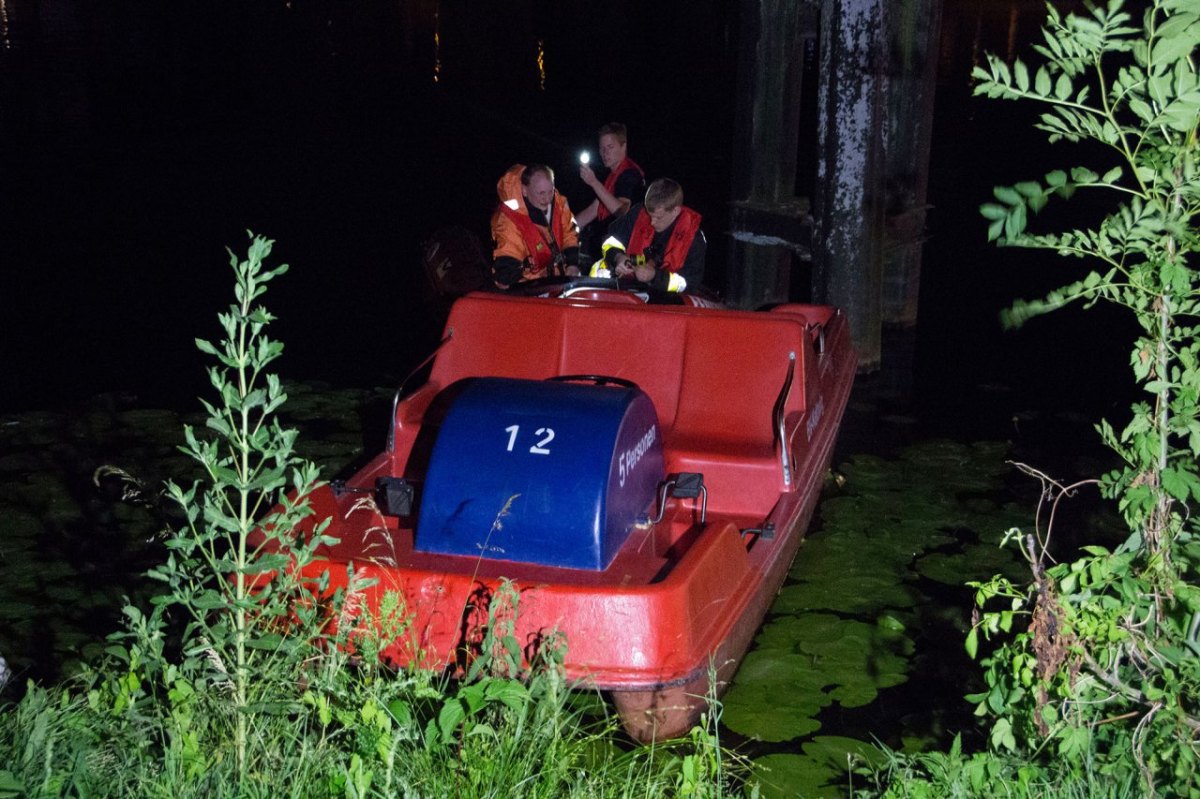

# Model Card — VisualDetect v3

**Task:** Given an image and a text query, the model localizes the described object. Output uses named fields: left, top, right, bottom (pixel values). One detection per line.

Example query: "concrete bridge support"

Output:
left=724, top=0, right=818, bottom=313
left=812, top=0, right=888, bottom=372
left=727, top=0, right=941, bottom=373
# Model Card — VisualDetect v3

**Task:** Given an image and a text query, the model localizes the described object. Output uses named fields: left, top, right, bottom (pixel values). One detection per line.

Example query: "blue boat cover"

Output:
left=415, top=377, right=664, bottom=570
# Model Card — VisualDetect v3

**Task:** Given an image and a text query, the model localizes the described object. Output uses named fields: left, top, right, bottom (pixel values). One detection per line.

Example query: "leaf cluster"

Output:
left=940, top=0, right=1200, bottom=795
left=0, top=234, right=749, bottom=798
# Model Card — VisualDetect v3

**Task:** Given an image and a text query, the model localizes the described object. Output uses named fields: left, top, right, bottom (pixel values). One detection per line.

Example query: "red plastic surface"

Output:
left=300, top=292, right=856, bottom=696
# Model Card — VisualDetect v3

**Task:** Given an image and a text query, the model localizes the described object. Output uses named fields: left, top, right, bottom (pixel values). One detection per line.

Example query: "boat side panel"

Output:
left=350, top=518, right=759, bottom=686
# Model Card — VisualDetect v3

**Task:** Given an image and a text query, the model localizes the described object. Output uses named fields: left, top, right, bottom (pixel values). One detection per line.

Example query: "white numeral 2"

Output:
left=530, top=427, right=554, bottom=454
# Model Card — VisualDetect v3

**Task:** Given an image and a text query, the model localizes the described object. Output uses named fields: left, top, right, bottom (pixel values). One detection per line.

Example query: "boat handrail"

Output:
left=649, top=473, right=708, bottom=526
left=388, top=332, right=453, bottom=453
left=773, top=352, right=797, bottom=488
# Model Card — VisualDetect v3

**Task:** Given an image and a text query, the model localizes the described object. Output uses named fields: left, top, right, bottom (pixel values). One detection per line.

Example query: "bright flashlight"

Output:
left=580, top=151, right=590, bottom=165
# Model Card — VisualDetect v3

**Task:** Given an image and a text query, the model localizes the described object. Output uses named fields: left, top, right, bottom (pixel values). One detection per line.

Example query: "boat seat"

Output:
left=662, top=315, right=806, bottom=515
left=418, top=294, right=809, bottom=516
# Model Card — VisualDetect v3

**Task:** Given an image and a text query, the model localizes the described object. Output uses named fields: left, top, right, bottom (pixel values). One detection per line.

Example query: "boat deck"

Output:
left=308, top=452, right=763, bottom=588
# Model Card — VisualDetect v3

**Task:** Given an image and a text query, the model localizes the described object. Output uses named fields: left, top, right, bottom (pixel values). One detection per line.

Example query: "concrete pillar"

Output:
left=725, top=0, right=818, bottom=311
left=881, top=0, right=942, bottom=326
left=812, top=0, right=887, bottom=372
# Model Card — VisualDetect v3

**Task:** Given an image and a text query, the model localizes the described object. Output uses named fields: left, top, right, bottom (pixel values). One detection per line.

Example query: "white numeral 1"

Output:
left=505, top=425, right=519, bottom=452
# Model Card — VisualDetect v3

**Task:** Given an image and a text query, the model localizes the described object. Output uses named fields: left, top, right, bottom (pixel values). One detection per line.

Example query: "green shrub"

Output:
left=0, top=233, right=744, bottom=798
left=870, top=0, right=1200, bottom=795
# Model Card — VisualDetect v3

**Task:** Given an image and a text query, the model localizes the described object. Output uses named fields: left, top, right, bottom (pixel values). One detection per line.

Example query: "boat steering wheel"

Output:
left=502, top=275, right=621, bottom=296
left=546, top=374, right=639, bottom=389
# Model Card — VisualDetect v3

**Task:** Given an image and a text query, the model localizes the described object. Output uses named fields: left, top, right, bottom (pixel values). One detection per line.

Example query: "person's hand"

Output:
left=633, top=259, right=656, bottom=283
left=580, top=165, right=599, bottom=188
left=564, top=265, right=580, bottom=277
left=613, top=253, right=633, bottom=278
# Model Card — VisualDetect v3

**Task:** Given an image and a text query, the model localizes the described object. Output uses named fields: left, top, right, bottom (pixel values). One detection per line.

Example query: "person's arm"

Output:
left=561, top=203, right=580, bottom=250
left=599, top=210, right=639, bottom=276
left=675, top=230, right=707, bottom=291
left=561, top=246, right=581, bottom=274
left=491, top=212, right=528, bottom=288
left=609, top=169, right=644, bottom=218
left=667, top=229, right=700, bottom=291
left=574, top=198, right=599, bottom=228
left=643, top=230, right=705, bottom=293
left=492, top=256, right=524, bottom=288
left=581, top=164, right=627, bottom=218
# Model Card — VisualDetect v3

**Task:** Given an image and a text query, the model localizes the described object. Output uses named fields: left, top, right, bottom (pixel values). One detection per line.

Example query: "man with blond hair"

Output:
left=591, top=177, right=706, bottom=295
left=576, top=122, right=645, bottom=257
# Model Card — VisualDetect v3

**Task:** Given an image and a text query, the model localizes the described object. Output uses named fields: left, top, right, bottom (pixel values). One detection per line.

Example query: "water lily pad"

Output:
left=731, top=649, right=834, bottom=693
left=0, top=453, right=47, bottom=474
left=754, top=613, right=848, bottom=652
left=739, top=612, right=911, bottom=729
left=829, top=682, right=878, bottom=707
left=1, top=510, right=43, bottom=539
left=721, top=681, right=825, bottom=742
left=751, top=753, right=842, bottom=799
left=790, top=538, right=909, bottom=578
left=802, top=735, right=889, bottom=770
left=775, top=578, right=923, bottom=614
left=33, top=562, right=81, bottom=583
left=118, top=409, right=180, bottom=429
left=1, top=569, right=39, bottom=592
left=915, top=544, right=1026, bottom=586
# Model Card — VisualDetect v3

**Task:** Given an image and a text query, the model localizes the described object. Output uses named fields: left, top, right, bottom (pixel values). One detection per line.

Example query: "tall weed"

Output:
left=0, top=233, right=740, bottom=798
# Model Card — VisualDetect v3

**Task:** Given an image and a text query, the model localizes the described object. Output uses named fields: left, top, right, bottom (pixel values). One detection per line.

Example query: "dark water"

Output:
left=1, top=0, right=741, bottom=413
left=1, top=0, right=1129, bottom=422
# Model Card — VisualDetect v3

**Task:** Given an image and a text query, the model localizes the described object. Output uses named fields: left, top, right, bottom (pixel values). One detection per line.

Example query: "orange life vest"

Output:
left=627, top=206, right=701, bottom=274
left=491, top=164, right=578, bottom=278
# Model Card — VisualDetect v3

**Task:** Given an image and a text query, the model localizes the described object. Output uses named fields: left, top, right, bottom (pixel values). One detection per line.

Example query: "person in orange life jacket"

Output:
left=574, top=122, right=645, bottom=256
left=590, top=177, right=705, bottom=294
left=490, top=163, right=581, bottom=289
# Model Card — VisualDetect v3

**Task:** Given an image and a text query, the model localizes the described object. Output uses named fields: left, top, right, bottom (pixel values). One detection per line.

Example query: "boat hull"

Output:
left=612, top=354, right=847, bottom=739
left=291, top=291, right=855, bottom=741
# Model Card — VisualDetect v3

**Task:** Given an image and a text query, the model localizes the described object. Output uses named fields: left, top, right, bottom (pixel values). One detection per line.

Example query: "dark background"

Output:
left=0, top=0, right=1133, bottom=434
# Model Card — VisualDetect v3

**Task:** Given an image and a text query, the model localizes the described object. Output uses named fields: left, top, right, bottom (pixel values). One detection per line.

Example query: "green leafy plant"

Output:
left=140, top=233, right=339, bottom=783
left=0, top=233, right=745, bottom=797
left=961, top=0, right=1200, bottom=794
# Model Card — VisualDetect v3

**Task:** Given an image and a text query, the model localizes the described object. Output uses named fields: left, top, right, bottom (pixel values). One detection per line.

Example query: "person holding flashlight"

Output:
left=490, top=163, right=581, bottom=289
left=575, top=122, right=645, bottom=257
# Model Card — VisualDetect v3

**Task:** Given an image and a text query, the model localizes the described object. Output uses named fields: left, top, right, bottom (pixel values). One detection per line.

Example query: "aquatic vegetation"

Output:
left=1, top=305, right=1054, bottom=798
left=722, top=439, right=1028, bottom=794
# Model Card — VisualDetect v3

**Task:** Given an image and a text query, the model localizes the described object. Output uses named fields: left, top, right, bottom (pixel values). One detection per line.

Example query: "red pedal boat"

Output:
left=297, top=280, right=856, bottom=741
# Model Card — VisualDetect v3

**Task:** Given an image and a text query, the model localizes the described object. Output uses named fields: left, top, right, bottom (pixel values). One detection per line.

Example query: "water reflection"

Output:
left=941, top=0, right=1049, bottom=88
left=1006, top=5, right=1020, bottom=61
left=536, top=37, right=546, bottom=90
